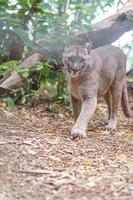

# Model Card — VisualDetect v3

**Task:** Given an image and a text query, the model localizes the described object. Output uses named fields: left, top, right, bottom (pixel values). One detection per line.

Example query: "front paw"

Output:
left=106, top=124, right=117, bottom=132
left=106, top=118, right=117, bottom=132
left=71, top=127, right=86, bottom=139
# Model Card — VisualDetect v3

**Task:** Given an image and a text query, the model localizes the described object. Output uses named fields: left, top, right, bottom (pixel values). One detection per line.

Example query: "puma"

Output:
left=62, top=44, right=133, bottom=138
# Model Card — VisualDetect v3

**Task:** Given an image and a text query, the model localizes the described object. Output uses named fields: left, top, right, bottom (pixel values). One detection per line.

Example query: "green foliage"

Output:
left=4, top=96, right=15, bottom=111
left=0, top=0, right=116, bottom=61
left=0, top=60, right=67, bottom=105
left=0, top=61, right=19, bottom=77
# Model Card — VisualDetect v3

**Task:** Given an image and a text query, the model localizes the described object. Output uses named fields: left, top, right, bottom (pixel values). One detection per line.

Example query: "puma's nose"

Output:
left=72, top=68, right=78, bottom=73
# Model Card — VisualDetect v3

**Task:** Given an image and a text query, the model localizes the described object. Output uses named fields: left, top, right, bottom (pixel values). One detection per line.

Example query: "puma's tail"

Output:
left=121, top=80, right=133, bottom=118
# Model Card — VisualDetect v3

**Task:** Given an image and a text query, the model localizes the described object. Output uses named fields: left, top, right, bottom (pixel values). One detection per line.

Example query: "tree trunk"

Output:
left=74, top=0, right=84, bottom=21
left=8, top=31, right=23, bottom=60
left=0, top=0, right=133, bottom=92
left=63, top=0, right=70, bottom=13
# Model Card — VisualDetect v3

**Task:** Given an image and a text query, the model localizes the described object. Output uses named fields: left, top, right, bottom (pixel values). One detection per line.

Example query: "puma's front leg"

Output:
left=71, top=97, right=97, bottom=138
left=71, top=96, right=82, bottom=122
left=67, top=96, right=82, bottom=134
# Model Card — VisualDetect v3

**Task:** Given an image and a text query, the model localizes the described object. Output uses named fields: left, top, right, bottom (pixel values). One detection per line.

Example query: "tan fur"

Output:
left=63, top=44, right=133, bottom=138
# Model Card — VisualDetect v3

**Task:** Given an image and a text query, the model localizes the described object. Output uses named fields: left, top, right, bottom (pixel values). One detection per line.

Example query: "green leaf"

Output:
left=75, top=3, right=84, bottom=9
left=37, top=2, right=51, bottom=11
left=14, top=27, right=27, bottom=38
left=22, top=71, right=29, bottom=78
left=0, top=16, right=10, bottom=21
left=5, top=97, right=15, bottom=110
left=35, top=63, right=44, bottom=71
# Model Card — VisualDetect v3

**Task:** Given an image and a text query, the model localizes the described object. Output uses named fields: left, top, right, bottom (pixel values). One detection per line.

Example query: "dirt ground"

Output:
left=0, top=98, right=133, bottom=200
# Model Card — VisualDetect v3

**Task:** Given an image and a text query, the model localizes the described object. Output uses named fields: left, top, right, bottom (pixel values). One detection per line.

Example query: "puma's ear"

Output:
left=85, top=42, right=92, bottom=54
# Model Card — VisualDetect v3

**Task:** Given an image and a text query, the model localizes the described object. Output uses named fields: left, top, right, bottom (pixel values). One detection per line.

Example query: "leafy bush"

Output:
left=0, top=60, right=68, bottom=106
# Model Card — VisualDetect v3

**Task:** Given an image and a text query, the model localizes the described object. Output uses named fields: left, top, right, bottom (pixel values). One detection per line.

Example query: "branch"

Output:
left=63, top=0, right=70, bottom=13
left=77, top=0, right=133, bottom=47
left=74, top=0, right=84, bottom=21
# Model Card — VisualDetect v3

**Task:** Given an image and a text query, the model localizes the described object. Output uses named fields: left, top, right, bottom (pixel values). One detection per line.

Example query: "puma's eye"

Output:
left=80, top=58, right=85, bottom=62
left=68, top=56, right=76, bottom=62
left=66, top=56, right=71, bottom=62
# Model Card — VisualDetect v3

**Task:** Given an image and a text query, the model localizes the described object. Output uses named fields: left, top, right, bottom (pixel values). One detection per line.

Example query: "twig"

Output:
left=19, top=169, right=54, bottom=175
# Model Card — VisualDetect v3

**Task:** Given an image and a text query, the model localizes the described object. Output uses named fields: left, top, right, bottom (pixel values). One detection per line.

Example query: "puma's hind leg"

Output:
left=106, top=82, right=123, bottom=132
left=104, top=90, right=112, bottom=121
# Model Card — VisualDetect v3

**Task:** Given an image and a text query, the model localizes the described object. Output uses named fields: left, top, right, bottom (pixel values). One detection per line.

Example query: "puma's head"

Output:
left=62, top=43, right=92, bottom=77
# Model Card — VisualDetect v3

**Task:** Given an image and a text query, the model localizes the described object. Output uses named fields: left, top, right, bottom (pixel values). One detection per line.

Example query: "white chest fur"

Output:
left=68, top=77, right=81, bottom=99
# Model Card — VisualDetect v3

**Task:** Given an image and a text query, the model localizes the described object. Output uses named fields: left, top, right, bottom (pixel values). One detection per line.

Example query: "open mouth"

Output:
left=69, top=70, right=80, bottom=77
